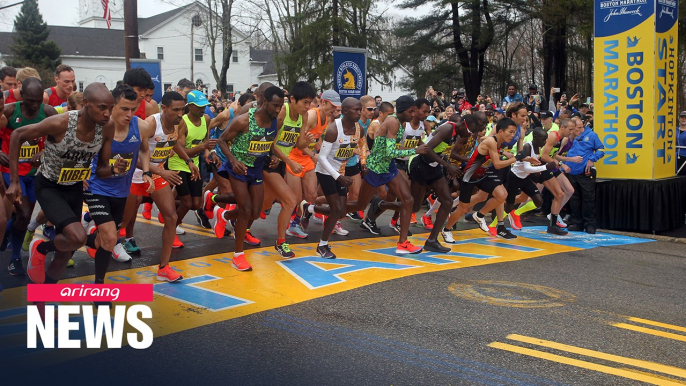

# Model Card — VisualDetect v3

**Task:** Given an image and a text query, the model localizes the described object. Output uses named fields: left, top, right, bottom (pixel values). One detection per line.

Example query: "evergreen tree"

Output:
left=9, top=0, right=61, bottom=71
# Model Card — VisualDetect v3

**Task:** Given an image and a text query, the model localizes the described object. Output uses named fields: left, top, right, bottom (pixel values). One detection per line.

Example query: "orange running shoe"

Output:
left=87, top=225, right=97, bottom=258
left=158, top=212, right=164, bottom=224
left=420, top=214, right=434, bottom=230
left=245, top=230, right=261, bottom=246
left=488, top=226, right=497, bottom=237
left=410, top=213, right=417, bottom=224
left=172, top=235, right=184, bottom=248
left=157, top=264, right=182, bottom=282
left=142, top=202, right=153, bottom=220
left=118, top=227, right=125, bottom=238
left=396, top=240, right=422, bottom=254
left=27, top=239, right=47, bottom=284
left=213, top=206, right=227, bottom=238
left=508, top=211, right=522, bottom=230
left=203, top=191, right=215, bottom=219
left=232, top=254, right=252, bottom=271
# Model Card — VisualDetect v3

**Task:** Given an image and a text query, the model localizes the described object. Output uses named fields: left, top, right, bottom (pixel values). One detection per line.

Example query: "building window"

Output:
left=157, top=47, right=164, bottom=60
left=226, top=84, right=234, bottom=93
left=232, top=51, right=238, bottom=63
left=78, top=82, right=84, bottom=92
left=195, top=48, right=203, bottom=61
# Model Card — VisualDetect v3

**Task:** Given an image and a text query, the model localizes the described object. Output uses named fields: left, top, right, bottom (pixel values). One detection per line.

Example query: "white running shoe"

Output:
left=333, top=221, right=349, bottom=236
left=472, top=212, right=489, bottom=233
left=176, top=226, right=186, bottom=235
left=547, top=214, right=568, bottom=228
left=441, top=229, right=455, bottom=244
left=286, top=224, right=308, bottom=238
left=111, top=243, right=132, bottom=262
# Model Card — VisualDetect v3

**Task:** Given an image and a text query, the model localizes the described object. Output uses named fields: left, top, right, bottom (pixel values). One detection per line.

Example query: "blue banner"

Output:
left=333, top=50, right=366, bottom=100
left=130, top=60, right=162, bottom=103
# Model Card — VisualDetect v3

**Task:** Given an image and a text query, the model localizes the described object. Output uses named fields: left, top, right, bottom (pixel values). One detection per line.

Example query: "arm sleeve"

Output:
left=317, top=141, right=341, bottom=180
left=521, top=162, right=548, bottom=173
left=386, top=137, right=416, bottom=159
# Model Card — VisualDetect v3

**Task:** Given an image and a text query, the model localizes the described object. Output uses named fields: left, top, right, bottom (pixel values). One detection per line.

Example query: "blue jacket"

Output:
left=677, top=128, right=686, bottom=156
left=502, top=93, right=523, bottom=106
left=566, top=127, right=605, bottom=175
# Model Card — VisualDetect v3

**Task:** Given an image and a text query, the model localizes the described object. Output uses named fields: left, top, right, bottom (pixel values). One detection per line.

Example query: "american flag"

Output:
left=101, top=0, right=112, bottom=29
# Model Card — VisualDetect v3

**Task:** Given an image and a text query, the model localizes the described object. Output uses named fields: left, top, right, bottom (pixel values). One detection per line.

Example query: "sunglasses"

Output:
left=365, top=107, right=377, bottom=111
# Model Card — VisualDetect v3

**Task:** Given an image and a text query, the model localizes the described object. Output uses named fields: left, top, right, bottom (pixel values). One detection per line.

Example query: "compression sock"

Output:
left=36, top=240, right=57, bottom=255
left=94, top=247, right=110, bottom=283
left=514, top=201, right=538, bottom=216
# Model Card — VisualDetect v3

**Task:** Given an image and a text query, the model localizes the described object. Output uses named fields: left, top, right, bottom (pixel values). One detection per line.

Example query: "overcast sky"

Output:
left=0, top=0, right=426, bottom=32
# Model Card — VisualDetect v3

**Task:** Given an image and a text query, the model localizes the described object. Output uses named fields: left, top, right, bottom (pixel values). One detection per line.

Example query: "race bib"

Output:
left=151, top=140, right=176, bottom=160
left=247, top=139, right=272, bottom=157
left=403, top=138, right=420, bottom=148
left=19, top=144, right=39, bottom=163
left=109, top=152, right=134, bottom=173
left=334, top=144, right=356, bottom=162
left=58, top=166, right=91, bottom=184
left=276, top=125, right=299, bottom=148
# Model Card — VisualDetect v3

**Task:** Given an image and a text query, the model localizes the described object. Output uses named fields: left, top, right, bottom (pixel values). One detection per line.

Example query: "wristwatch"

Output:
left=142, top=171, right=153, bottom=178
left=184, top=159, right=194, bottom=165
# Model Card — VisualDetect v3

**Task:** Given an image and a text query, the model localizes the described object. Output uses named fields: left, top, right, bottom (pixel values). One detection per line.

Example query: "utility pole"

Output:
left=190, top=14, right=202, bottom=83
left=124, top=0, right=140, bottom=70
left=332, top=0, right=339, bottom=47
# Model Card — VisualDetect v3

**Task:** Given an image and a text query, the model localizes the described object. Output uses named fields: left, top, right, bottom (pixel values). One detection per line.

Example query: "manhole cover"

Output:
left=448, top=280, right=576, bottom=308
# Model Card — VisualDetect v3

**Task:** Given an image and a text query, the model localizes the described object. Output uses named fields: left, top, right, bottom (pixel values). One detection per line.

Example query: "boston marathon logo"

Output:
left=599, top=0, right=646, bottom=22
left=336, top=61, right=363, bottom=96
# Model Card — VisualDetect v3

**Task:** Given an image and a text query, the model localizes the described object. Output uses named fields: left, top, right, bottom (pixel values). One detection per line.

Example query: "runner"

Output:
left=4, top=67, right=41, bottom=104
left=1, top=78, right=58, bottom=276
left=83, top=85, right=153, bottom=300
left=502, top=127, right=564, bottom=235
left=120, top=91, right=198, bottom=281
left=344, top=95, right=375, bottom=222
left=350, top=95, right=429, bottom=253
left=0, top=66, right=17, bottom=92
left=6, top=83, right=112, bottom=287
left=167, top=90, right=217, bottom=245
left=443, top=118, right=538, bottom=240
left=43, top=64, right=75, bottom=107
left=211, top=85, right=285, bottom=271
left=299, top=98, right=362, bottom=259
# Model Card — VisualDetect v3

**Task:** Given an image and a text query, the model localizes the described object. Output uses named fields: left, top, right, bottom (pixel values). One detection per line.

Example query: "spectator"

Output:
left=502, top=83, right=523, bottom=106
left=565, top=117, right=605, bottom=234
left=677, top=111, right=686, bottom=175
left=524, top=84, right=546, bottom=113
left=0, top=66, right=17, bottom=91
left=374, top=95, right=382, bottom=106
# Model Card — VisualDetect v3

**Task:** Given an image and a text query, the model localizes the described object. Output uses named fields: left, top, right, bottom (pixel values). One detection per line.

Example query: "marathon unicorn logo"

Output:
left=336, top=60, right=363, bottom=96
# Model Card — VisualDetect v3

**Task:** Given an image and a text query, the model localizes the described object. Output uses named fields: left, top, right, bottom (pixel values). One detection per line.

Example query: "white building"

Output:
left=0, top=0, right=272, bottom=97
left=0, top=0, right=411, bottom=101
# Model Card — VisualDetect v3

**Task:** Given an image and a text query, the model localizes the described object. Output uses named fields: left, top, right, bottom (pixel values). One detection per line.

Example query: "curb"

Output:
left=598, top=229, right=686, bottom=244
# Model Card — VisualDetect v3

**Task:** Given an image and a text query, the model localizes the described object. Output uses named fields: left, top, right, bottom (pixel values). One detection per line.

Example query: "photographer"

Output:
left=524, top=84, right=546, bottom=113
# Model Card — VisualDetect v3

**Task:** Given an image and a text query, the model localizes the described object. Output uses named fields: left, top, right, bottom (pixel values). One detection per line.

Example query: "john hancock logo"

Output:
left=336, top=60, right=363, bottom=96
left=26, top=284, right=154, bottom=349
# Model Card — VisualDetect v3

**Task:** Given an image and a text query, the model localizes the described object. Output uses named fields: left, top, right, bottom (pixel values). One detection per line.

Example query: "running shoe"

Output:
left=426, top=194, right=436, bottom=208
left=259, top=211, right=266, bottom=220
left=299, top=200, right=313, bottom=229
left=286, top=224, right=308, bottom=239
left=508, top=210, right=522, bottom=230
left=420, top=214, right=434, bottom=230
left=28, top=239, right=47, bottom=284
left=316, top=244, right=336, bottom=259
left=172, top=235, right=184, bottom=248
left=547, top=214, right=568, bottom=228
left=7, top=259, right=24, bottom=276
left=118, top=228, right=126, bottom=238
left=389, top=218, right=398, bottom=230
left=312, top=213, right=325, bottom=224
left=263, top=208, right=271, bottom=216
left=347, top=212, right=363, bottom=220
left=176, top=225, right=186, bottom=235
left=67, top=259, right=75, bottom=267
left=245, top=230, right=261, bottom=246
left=232, top=254, right=253, bottom=271
left=42, top=225, right=55, bottom=241
left=81, top=212, right=91, bottom=229
left=472, top=212, right=489, bottom=233
left=212, top=206, right=227, bottom=238
left=112, top=243, right=133, bottom=262
left=123, top=238, right=141, bottom=254
left=441, top=229, right=455, bottom=244
left=488, top=226, right=497, bottom=237
left=203, top=191, right=215, bottom=219
left=86, top=225, right=97, bottom=258
left=275, top=242, right=295, bottom=259
left=158, top=212, right=164, bottom=224
left=195, top=209, right=211, bottom=229
left=142, top=202, right=153, bottom=220
left=424, top=239, right=450, bottom=253
left=496, top=228, right=517, bottom=240
left=463, top=212, right=475, bottom=223
left=22, top=230, right=34, bottom=252
left=396, top=240, right=422, bottom=254
left=390, top=221, right=412, bottom=236
left=157, top=265, right=182, bottom=282
left=547, top=225, right=568, bottom=236
left=367, top=196, right=383, bottom=221
left=333, top=222, right=349, bottom=236
left=410, top=213, right=417, bottom=224
left=361, top=218, right=381, bottom=235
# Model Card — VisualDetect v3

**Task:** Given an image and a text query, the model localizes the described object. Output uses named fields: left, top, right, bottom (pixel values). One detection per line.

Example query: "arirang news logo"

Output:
left=26, top=284, right=154, bottom=349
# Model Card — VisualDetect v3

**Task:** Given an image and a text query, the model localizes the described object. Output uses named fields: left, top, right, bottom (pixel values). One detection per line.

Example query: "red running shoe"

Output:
left=396, top=240, right=422, bottom=254
left=420, top=214, right=434, bottom=230
left=172, top=235, right=184, bottom=248
left=28, top=239, right=47, bottom=284
left=213, top=206, right=227, bottom=238
left=508, top=211, right=522, bottom=230
left=142, top=203, right=152, bottom=220
left=203, top=191, right=215, bottom=219
left=245, top=230, right=261, bottom=246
